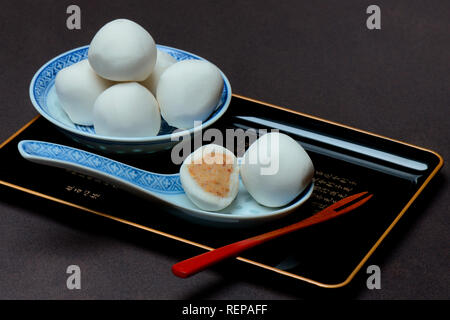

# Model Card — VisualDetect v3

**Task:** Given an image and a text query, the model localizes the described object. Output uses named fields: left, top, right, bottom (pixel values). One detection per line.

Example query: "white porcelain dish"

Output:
left=29, top=45, right=232, bottom=154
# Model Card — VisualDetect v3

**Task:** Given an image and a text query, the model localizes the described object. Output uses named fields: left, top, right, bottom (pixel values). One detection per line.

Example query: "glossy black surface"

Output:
left=0, top=96, right=442, bottom=285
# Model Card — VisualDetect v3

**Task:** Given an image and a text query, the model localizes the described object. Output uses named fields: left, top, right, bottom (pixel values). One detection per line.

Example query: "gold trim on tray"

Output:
left=0, top=115, right=40, bottom=149
left=0, top=95, right=444, bottom=288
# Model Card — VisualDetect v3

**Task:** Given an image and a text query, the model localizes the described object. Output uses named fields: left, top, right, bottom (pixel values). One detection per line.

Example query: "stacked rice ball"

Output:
left=55, top=19, right=224, bottom=137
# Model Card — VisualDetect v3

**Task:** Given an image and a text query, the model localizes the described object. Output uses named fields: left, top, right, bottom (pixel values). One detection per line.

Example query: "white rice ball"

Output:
left=156, top=60, right=223, bottom=129
left=55, top=60, right=112, bottom=126
left=93, top=82, right=161, bottom=137
left=88, top=19, right=157, bottom=81
left=240, top=132, right=314, bottom=207
left=180, top=144, right=239, bottom=211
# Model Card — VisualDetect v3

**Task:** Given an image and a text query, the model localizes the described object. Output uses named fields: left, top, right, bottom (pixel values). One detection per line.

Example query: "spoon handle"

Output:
left=172, top=192, right=373, bottom=278
left=18, top=140, right=183, bottom=195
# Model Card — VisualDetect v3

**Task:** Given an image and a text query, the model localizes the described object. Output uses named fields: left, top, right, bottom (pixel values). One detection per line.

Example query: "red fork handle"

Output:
left=172, top=237, right=264, bottom=278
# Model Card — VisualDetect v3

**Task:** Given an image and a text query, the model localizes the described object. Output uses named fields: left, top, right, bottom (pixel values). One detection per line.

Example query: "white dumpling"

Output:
left=55, top=60, right=112, bottom=126
left=93, top=82, right=161, bottom=137
left=140, top=49, right=177, bottom=95
left=180, top=144, right=239, bottom=211
left=240, top=132, right=314, bottom=207
left=88, top=19, right=157, bottom=81
left=156, top=60, right=223, bottom=129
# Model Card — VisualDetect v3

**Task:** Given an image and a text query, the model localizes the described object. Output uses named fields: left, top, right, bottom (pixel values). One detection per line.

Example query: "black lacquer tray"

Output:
left=0, top=95, right=443, bottom=288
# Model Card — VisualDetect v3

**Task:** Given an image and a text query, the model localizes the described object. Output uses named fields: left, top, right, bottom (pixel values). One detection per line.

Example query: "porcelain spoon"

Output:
left=18, top=140, right=314, bottom=227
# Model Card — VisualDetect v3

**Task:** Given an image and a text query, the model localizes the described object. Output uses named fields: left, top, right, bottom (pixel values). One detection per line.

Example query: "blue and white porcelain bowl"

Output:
left=29, top=45, right=232, bottom=154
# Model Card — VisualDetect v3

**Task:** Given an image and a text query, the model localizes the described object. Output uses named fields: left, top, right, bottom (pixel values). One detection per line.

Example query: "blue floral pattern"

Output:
left=20, top=140, right=184, bottom=194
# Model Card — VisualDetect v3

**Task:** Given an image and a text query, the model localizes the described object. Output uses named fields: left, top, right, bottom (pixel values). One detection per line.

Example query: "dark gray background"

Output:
left=0, top=0, right=448, bottom=299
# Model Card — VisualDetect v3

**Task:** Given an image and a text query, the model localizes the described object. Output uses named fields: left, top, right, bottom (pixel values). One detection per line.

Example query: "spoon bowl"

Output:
left=18, top=140, right=314, bottom=227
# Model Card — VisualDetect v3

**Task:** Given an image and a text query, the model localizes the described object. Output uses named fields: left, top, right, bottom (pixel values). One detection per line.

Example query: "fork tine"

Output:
left=325, top=191, right=368, bottom=211
left=334, top=194, right=373, bottom=214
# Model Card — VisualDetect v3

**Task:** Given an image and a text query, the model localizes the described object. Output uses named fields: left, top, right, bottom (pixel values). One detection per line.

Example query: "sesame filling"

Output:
left=188, top=151, right=234, bottom=198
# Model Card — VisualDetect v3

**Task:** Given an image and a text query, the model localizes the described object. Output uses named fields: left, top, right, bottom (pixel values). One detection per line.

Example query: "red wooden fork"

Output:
left=172, top=191, right=373, bottom=278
